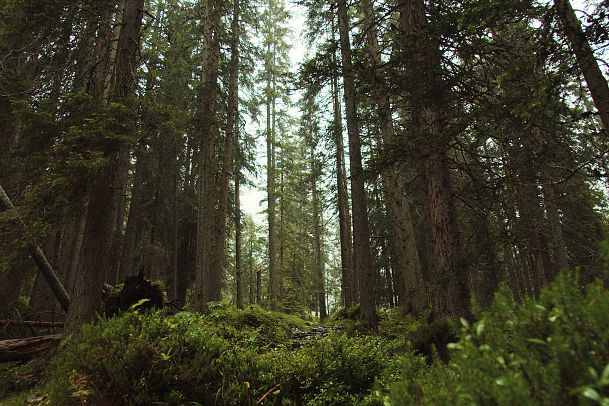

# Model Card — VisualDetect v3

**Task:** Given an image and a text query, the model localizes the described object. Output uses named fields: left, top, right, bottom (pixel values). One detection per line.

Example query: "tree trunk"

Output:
left=311, top=148, right=327, bottom=321
left=361, top=0, right=426, bottom=314
left=554, top=0, right=609, bottom=131
left=399, top=0, right=467, bottom=318
left=235, top=165, right=244, bottom=309
left=331, top=40, right=355, bottom=308
left=266, top=0, right=279, bottom=310
left=337, top=0, right=377, bottom=329
left=211, top=0, right=241, bottom=308
left=119, top=149, right=146, bottom=281
left=0, top=335, right=62, bottom=363
left=65, top=0, right=144, bottom=333
left=195, top=0, right=222, bottom=312
left=0, top=185, right=71, bottom=313
left=543, top=182, right=569, bottom=277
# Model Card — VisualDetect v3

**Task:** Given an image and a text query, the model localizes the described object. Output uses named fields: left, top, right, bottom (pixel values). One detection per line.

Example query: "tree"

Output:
left=336, top=0, right=377, bottom=328
left=65, top=0, right=145, bottom=333
left=554, top=0, right=609, bottom=131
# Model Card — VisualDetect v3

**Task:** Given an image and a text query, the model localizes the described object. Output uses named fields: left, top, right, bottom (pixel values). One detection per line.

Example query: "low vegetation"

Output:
left=1, top=272, right=608, bottom=405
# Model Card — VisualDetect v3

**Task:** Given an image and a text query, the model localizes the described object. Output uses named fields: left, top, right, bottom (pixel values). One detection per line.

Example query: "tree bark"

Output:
left=266, top=0, right=279, bottom=310
left=119, top=149, right=146, bottom=281
left=361, top=0, right=426, bottom=314
left=65, top=0, right=145, bottom=333
left=311, top=147, right=327, bottom=321
left=195, top=0, right=222, bottom=312
left=337, top=0, right=377, bottom=329
left=211, top=0, right=241, bottom=307
left=0, top=335, right=62, bottom=363
left=554, top=0, right=609, bottom=131
left=235, top=165, right=244, bottom=309
left=0, top=185, right=71, bottom=313
left=331, top=36, right=355, bottom=308
left=543, top=181, right=569, bottom=277
left=399, top=0, right=467, bottom=318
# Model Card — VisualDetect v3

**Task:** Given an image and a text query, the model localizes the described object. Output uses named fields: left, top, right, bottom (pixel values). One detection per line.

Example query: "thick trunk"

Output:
left=211, top=0, right=241, bottom=306
left=361, top=0, right=426, bottom=314
left=337, top=0, right=377, bottom=329
left=195, top=0, right=222, bottom=312
left=65, top=0, right=144, bottom=333
left=554, top=0, right=609, bottom=131
left=399, top=0, right=467, bottom=318
left=0, top=335, right=62, bottom=363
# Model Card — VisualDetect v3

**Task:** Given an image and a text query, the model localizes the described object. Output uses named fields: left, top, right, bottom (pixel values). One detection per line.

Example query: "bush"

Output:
left=254, top=332, right=402, bottom=405
left=45, top=304, right=402, bottom=405
left=388, top=272, right=609, bottom=405
left=47, top=310, right=255, bottom=405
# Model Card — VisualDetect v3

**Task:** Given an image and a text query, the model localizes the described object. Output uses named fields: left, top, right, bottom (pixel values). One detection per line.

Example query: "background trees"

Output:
left=0, top=0, right=607, bottom=328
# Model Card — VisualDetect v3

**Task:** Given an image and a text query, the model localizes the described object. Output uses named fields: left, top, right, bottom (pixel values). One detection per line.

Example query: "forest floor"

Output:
left=1, top=272, right=609, bottom=405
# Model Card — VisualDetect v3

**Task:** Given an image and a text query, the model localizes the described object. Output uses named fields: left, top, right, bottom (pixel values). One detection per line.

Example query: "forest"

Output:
left=0, top=0, right=609, bottom=404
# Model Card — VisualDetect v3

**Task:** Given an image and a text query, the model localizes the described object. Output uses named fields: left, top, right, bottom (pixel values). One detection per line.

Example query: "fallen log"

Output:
left=0, top=184, right=71, bottom=312
left=0, top=320, right=64, bottom=328
left=0, top=334, right=62, bottom=362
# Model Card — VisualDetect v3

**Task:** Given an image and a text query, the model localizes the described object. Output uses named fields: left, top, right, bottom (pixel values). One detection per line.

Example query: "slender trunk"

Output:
left=170, top=140, right=179, bottom=301
left=107, top=166, right=129, bottom=285
left=337, top=0, right=377, bottom=329
left=67, top=202, right=88, bottom=294
left=331, top=33, right=355, bottom=308
left=554, top=0, right=609, bottom=130
left=249, top=237, right=255, bottom=305
left=119, top=149, right=146, bottom=280
left=311, top=148, right=327, bottom=321
left=0, top=185, right=71, bottom=312
left=266, top=0, right=278, bottom=309
left=235, top=165, right=244, bottom=309
left=543, top=182, right=569, bottom=277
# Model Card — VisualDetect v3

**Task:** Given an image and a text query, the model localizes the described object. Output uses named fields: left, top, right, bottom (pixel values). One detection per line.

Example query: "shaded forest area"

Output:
left=1, top=0, right=609, bottom=404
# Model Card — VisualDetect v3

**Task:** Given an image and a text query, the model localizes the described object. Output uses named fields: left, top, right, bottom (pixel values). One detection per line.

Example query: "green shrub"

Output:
left=388, top=272, right=609, bottom=405
left=47, top=311, right=255, bottom=405
left=254, top=333, right=402, bottom=405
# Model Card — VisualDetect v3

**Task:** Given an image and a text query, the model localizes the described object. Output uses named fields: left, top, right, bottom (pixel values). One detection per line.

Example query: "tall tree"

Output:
left=360, top=0, right=426, bottom=314
left=554, top=0, right=609, bottom=131
left=398, top=0, right=467, bottom=318
left=195, top=0, right=223, bottom=312
left=65, top=0, right=145, bottom=332
left=336, top=0, right=377, bottom=328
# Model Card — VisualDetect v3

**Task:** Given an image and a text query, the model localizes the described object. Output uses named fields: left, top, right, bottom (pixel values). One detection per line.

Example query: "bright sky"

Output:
left=240, top=1, right=307, bottom=222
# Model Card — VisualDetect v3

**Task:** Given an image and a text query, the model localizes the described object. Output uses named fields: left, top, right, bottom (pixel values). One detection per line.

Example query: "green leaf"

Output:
left=601, top=363, right=609, bottom=386
left=476, top=321, right=485, bottom=336
left=527, top=338, right=547, bottom=345
left=130, top=298, right=151, bottom=310
left=582, top=388, right=601, bottom=402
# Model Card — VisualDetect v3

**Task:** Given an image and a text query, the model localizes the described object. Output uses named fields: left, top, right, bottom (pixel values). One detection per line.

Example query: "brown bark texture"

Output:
left=337, top=0, right=377, bottom=329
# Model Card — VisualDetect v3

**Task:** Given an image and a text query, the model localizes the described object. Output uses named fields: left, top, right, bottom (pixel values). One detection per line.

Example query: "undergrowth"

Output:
left=2, top=271, right=609, bottom=405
